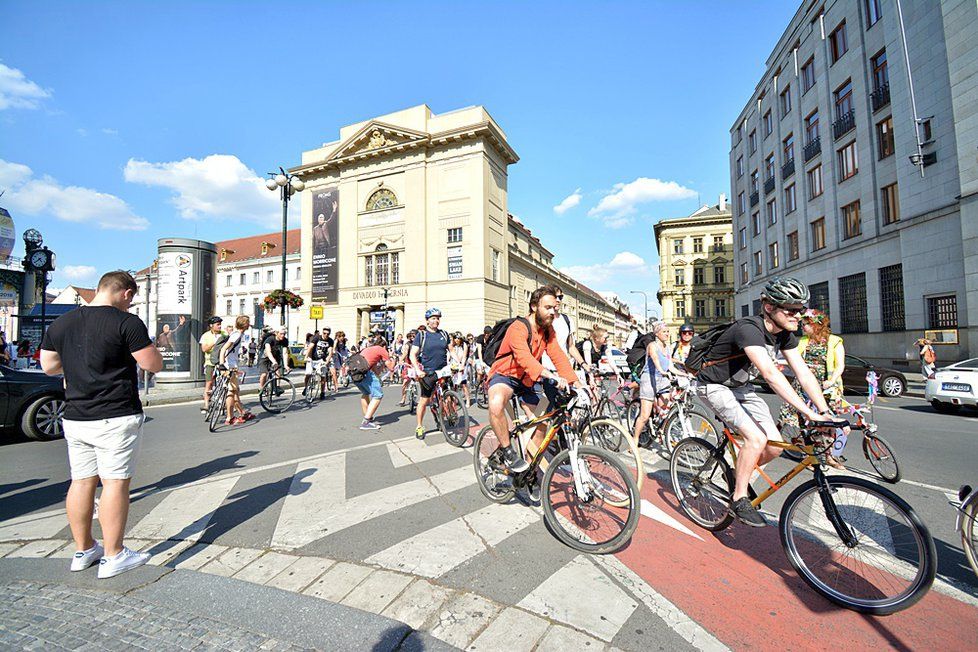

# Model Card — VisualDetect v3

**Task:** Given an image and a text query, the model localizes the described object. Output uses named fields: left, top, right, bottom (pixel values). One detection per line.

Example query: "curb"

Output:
left=140, top=386, right=261, bottom=408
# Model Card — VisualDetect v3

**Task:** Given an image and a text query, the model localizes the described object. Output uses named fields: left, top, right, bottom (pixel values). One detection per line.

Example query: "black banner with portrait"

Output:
left=312, top=188, right=339, bottom=303
left=157, top=314, right=191, bottom=373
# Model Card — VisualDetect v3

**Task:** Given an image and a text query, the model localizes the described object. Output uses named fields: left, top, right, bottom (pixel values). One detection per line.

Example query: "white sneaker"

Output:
left=97, top=546, right=150, bottom=579
left=70, top=541, right=104, bottom=571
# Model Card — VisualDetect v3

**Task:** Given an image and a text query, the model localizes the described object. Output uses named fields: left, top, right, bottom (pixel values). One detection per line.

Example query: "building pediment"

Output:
left=327, top=121, right=430, bottom=164
left=672, top=258, right=688, bottom=266
left=710, top=256, right=728, bottom=264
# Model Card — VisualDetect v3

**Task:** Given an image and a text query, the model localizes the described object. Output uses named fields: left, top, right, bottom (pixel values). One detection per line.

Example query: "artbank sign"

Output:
left=157, top=252, right=194, bottom=313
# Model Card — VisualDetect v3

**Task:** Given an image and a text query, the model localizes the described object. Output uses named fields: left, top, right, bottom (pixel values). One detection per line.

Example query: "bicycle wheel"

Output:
left=407, top=383, right=418, bottom=414
left=541, top=445, right=640, bottom=554
left=663, top=407, right=720, bottom=455
left=476, top=381, right=489, bottom=409
left=260, top=377, right=296, bottom=413
left=780, top=475, right=936, bottom=614
left=204, top=378, right=223, bottom=424
left=439, top=390, right=470, bottom=447
left=962, top=493, right=978, bottom=580
left=581, top=418, right=643, bottom=507
left=669, top=437, right=734, bottom=531
left=862, top=433, right=901, bottom=484
left=208, top=382, right=229, bottom=432
left=472, top=425, right=517, bottom=503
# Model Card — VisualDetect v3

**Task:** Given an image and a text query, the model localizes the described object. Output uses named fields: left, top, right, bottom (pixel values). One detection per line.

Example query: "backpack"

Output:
left=417, top=328, right=448, bottom=352
left=625, top=333, right=655, bottom=376
left=209, top=332, right=229, bottom=366
left=347, top=353, right=371, bottom=383
left=683, top=321, right=746, bottom=374
left=922, top=346, right=936, bottom=364
left=482, top=317, right=532, bottom=364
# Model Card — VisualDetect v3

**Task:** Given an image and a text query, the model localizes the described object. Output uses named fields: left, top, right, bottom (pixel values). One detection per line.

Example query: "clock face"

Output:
left=30, top=251, right=47, bottom=269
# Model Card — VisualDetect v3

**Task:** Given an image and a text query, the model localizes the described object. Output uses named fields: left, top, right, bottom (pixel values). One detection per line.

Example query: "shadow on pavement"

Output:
left=0, top=478, right=46, bottom=497
left=132, top=451, right=259, bottom=498
left=0, top=480, right=69, bottom=520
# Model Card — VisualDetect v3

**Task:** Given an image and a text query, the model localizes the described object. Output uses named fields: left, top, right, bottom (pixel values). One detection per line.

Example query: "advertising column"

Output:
left=155, top=238, right=217, bottom=387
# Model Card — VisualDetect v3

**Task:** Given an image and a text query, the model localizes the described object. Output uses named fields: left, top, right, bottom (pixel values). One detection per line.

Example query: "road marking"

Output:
left=387, top=438, right=462, bottom=468
left=271, top=455, right=345, bottom=548
left=518, top=555, right=639, bottom=642
left=128, top=476, right=239, bottom=542
left=641, top=499, right=704, bottom=541
left=314, top=465, right=473, bottom=542
left=366, top=503, right=538, bottom=577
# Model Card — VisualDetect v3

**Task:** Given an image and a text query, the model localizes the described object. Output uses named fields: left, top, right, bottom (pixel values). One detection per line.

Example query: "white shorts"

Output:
left=64, top=414, right=144, bottom=480
left=692, top=382, right=781, bottom=441
left=305, top=359, right=326, bottom=375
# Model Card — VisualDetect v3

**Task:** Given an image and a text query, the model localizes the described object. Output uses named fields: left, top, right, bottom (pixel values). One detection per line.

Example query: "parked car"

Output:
left=599, top=346, right=630, bottom=376
left=0, top=366, right=66, bottom=440
left=758, top=354, right=907, bottom=397
left=925, top=358, right=978, bottom=414
left=288, top=344, right=307, bottom=369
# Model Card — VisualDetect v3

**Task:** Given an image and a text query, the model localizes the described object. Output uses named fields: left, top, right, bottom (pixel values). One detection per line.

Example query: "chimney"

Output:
left=718, top=193, right=727, bottom=212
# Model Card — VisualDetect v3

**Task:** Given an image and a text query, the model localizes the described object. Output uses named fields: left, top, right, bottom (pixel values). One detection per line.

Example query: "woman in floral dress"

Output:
left=778, top=309, right=847, bottom=468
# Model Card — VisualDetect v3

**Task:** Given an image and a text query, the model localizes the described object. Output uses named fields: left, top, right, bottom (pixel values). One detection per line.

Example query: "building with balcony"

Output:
left=655, top=196, right=734, bottom=331
left=729, top=0, right=977, bottom=365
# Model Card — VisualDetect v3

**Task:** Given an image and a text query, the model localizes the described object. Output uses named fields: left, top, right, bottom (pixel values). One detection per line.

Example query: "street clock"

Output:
left=25, top=247, right=56, bottom=272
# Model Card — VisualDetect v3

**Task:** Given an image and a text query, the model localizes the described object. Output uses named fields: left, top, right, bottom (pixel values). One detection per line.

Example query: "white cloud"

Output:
left=63, top=265, right=97, bottom=282
left=124, top=154, right=280, bottom=227
left=76, top=128, right=88, bottom=137
left=0, top=159, right=148, bottom=230
left=101, top=128, right=118, bottom=136
left=0, top=62, right=51, bottom=110
left=560, top=251, right=651, bottom=287
left=588, top=177, right=696, bottom=228
left=553, top=188, right=582, bottom=215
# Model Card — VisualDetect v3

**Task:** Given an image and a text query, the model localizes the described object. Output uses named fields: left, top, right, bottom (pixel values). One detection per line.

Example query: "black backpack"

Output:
left=683, top=321, right=744, bottom=374
left=347, top=353, right=371, bottom=383
left=482, top=316, right=532, bottom=364
left=625, top=333, right=655, bottom=376
left=209, top=332, right=229, bottom=366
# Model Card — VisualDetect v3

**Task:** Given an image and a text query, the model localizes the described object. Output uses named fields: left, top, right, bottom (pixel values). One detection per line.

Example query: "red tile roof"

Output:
left=75, top=287, right=96, bottom=303
left=216, top=229, right=301, bottom=264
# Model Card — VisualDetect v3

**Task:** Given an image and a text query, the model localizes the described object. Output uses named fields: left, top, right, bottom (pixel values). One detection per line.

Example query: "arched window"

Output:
left=364, top=243, right=399, bottom=286
left=366, top=188, right=397, bottom=211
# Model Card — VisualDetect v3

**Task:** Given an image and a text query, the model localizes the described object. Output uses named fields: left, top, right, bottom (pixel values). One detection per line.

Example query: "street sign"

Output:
left=310, top=305, right=324, bottom=320
left=370, top=310, right=390, bottom=324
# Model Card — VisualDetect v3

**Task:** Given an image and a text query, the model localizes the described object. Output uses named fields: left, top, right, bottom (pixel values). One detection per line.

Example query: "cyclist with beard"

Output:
left=487, top=285, right=577, bottom=473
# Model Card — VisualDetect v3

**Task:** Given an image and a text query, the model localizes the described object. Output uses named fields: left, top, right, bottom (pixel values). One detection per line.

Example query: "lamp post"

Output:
left=265, top=167, right=305, bottom=327
left=630, top=290, right=649, bottom=331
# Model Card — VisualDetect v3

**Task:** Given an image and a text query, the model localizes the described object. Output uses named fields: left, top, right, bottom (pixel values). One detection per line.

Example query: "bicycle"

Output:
left=302, top=362, right=328, bottom=405
left=592, top=371, right=634, bottom=425
left=206, top=368, right=246, bottom=432
left=669, top=415, right=936, bottom=614
left=627, top=373, right=720, bottom=456
left=951, top=484, right=978, bottom=580
left=259, top=366, right=297, bottom=413
left=475, top=373, right=489, bottom=409
left=473, top=386, right=640, bottom=554
left=427, top=367, right=470, bottom=447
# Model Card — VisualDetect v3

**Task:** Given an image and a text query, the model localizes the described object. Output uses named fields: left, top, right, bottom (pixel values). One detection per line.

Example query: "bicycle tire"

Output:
left=439, top=390, right=470, bottom=447
left=625, top=398, right=655, bottom=449
left=581, top=415, right=623, bottom=451
left=541, top=445, right=640, bottom=554
left=961, top=492, right=978, bottom=580
left=861, top=433, right=901, bottom=484
left=580, top=417, right=643, bottom=507
left=476, top=381, right=489, bottom=409
left=663, top=407, right=720, bottom=455
left=407, top=383, right=418, bottom=414
left=780, top=474, right=936, bottom=615
left=208, top=382, right=229, bottom=432
left=260, top=377, right=296, bottom=413
left=669, top=437, right=734, bottom=531
left=204, top=377, right=223, bottom=424
left=472, top=425, right=517, bottom=503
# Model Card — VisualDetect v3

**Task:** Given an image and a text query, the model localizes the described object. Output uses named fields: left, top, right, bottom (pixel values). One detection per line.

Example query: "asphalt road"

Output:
left=1, top=380, right=976, bottom=648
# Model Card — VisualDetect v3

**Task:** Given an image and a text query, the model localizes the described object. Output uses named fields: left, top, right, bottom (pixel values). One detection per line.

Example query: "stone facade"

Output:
left=655, top=199, right=735, bottom=332
left=289, top=105, right=626, bottom=342
left=729, top=0, right=978, bottom=366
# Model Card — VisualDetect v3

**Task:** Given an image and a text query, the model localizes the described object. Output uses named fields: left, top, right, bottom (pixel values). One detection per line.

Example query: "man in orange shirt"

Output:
left=487, top=285, right=578, bottom=473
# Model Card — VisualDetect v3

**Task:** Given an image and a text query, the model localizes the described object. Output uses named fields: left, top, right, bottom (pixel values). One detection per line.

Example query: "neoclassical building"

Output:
left=289, top=105, right=626, bottom=340
left=655, top=197, right=735, bottom=331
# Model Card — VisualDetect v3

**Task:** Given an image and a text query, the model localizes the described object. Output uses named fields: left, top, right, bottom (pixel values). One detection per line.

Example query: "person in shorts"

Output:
left=631, top=321, right=674, bottom=444
left=304, top=329, right=325, bottom=399
left=199, top=316, right=225, bottom=412
left=355, top=336, right=395, bottom=430
left=219, top=316, right=255, bottom=425
left=40, top=271, right=163, bottom=579
left=410, top=308, right=451, bottom=440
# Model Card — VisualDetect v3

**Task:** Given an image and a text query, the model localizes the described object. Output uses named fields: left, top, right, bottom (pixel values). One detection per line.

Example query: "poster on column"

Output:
left=155, top=251, right=194, bottom=373
left=312, top=187, right=339, bottom=304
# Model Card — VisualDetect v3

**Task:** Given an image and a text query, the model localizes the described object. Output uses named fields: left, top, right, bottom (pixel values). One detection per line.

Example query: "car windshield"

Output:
left=951, top=358, right=978, bottom=369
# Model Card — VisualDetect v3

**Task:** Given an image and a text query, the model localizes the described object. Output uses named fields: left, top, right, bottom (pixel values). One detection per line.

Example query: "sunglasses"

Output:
left=777, top=305, right=808, bottom=316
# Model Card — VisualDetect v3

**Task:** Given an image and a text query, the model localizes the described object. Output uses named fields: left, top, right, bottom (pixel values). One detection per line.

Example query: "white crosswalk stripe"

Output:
left=387, top=438, right=462, bottom=468
left=271, top=455, right=346, bottom=548
left=366, top=503, right=539, bottom=577
left=128, top=476, right=240, bottom=542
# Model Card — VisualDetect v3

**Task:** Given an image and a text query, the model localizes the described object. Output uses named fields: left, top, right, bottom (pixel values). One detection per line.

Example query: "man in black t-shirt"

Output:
left=40, top=271, right=163, bottom=579
left=694, top=276, right=836, bottom=528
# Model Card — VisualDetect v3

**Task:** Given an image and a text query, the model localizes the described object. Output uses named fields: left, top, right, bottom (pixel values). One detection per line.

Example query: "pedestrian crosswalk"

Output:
left=0, top=435, right=710, bottom=650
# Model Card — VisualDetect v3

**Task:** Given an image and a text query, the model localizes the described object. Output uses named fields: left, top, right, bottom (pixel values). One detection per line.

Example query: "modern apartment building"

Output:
left=729, top=0, right=977, bottom=365
left=655, top=197, right=735, bottom=332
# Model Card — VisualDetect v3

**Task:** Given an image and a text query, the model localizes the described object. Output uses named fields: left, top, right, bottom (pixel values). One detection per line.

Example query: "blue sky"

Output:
left=0, top=0, right=797, bottom=315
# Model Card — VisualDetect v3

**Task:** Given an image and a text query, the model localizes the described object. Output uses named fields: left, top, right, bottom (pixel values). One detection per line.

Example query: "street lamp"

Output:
left=265, top=167, right=305, bottom=326
left=630, top=290, right=649, bottom=331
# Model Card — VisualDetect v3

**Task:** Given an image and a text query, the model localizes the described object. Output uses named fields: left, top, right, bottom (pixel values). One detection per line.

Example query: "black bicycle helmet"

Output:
left=679, top=323, right=694, bottom=333
left=207, top=315, right=223, bottom=325
left=761, top=276, right=810, bottom=305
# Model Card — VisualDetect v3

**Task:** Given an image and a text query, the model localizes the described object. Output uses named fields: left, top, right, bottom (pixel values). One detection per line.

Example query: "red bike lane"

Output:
left=615, top=477, right=978, bottom=651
